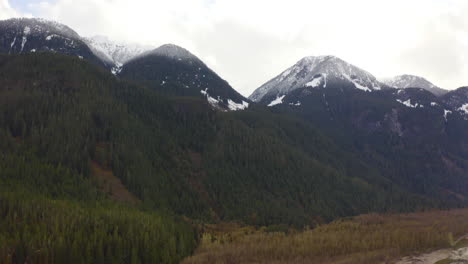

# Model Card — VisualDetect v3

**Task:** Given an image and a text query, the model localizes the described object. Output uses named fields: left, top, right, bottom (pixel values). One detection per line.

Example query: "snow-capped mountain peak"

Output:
left=249, top=55, right=384, bottom=102
left=119, top=42, right=250, bottom=111
left=145, top=44, right=198, bottom=61
left=84, top=35, right=153, bottom=67
left=0, top=18, right=81, bottom=51
left=382, top=74, right=447, bottom=96
left=1, top=18, right=81, bottom=40
left=383, top=74, right=436, bottom=89
left=0, top=17, right=108, bottom=68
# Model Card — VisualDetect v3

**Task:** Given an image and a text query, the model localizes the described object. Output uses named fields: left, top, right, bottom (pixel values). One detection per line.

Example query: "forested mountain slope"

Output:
left=0, top=53, right=200, bottom=264
left=1, top=53, right=458, bottom=229
left=250, top=54, right=468, bottom=207
left=258, top=85, right=468, bottom=203
left=443, top=87, right=468, bottom=115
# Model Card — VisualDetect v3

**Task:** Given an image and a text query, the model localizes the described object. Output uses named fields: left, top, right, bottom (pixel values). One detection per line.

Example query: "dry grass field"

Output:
left=183, top=209, right=468, bottom=264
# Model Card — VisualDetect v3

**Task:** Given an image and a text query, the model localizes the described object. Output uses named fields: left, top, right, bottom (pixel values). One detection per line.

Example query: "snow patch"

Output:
left=306, top=76, right=322, bottom=88
left=352, top=81, right=371, bottom=92
left=207, top=95, right=219, bottom=106
left=9, top=36, right=16, bottom=51
left=458, top=103, right=468, bottom=114
left=289, top=101, right=301, bottom=106
left=343, top=73, right=371, bottom=92
left=20, top=37, right=27, bottom=52
left=20, top=26, right=31, bottom=52
left=85, top=35, right=153, bottom=66
left=372, top=82, right=382, bottom=90
left=23, top=26, right=31, bottom=35
left=278, top=68, right=292, bottom=82
left=201, top=88, right=222, bottom=109
left=431, top=102, right=438, bottom=106
left=111, top=63, right=123, bottom=75
left=444, top=110, right=452, bottom=121
left=397, top=99, right=423, bottom=108
left=45, top=34, right=65, bottom=41
left=268, top=95, right=285, bottom=107
left=227, top=99, right=249, bottom=111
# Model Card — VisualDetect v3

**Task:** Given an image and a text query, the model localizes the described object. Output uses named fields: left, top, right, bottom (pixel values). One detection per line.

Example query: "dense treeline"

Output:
left=0, top=151, right=199, bottom=263
left=0, top=190, right=198, bottom=264
left=0, top=54, right=201, bottom=263
left=0, top=53, right=463, bottom=230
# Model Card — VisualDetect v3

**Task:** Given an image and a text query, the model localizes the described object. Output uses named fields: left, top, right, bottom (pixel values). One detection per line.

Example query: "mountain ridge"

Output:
left=119, top=43, right=250, bottom=111
left=383, top=74, right=448, bottom=96
left=0, top=18, right=250, bottom=111
left=249, top=55, right=388, bottom=103
left=84, top=35, right=153, bottom=72
left=0, top=17, right=110, bottom=68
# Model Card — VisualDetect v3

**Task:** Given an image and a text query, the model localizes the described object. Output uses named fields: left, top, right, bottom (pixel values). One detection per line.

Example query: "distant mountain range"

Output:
left=249, top=54, right=467, bottom=119
left=383, top=74, right=448, bottom=96
left=0, top=18, right=463, bottom=108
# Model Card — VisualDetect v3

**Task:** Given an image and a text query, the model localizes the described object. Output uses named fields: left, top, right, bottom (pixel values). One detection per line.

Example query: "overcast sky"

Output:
left=1, top=0, right=467, bottom=96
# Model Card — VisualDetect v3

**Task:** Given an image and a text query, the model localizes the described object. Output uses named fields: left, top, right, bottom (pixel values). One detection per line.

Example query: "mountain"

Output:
left=383, top=74, right=448, bottom=96
left=0, top=18, right=250, bottom=111
left=4, top=52, right=464, bottom=228
left=391, top=88, right=462, bottom=122
left=0, top=18, right=109, bottom=68
left=268, top=84, right=468, bottom=197
left=249, top=55, right=388, bottom=104
left=393, top=88, right=439, bottom=108
left=84, top=35, right=153, bottom=74
left=119, top=44, right=249, bottom=111
left=442, top=87, right=468, bottom=116
left=248, top=54, right=468, bottom=204
left=2, top=18, right=467, bottom=264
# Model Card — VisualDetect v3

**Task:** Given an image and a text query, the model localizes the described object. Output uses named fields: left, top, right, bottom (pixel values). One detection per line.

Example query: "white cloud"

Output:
left=5, top=0, right=468, bottom=95
left=0, top=0, right=18, bottom=19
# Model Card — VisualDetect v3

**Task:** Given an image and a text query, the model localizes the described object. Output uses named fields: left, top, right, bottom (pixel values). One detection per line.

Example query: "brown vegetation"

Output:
left=90, top=161, right=139, bottom=205
left=183, top=209, right=468, bottom=264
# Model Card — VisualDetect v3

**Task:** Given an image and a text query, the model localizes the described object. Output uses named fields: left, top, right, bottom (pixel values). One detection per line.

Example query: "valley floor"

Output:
left=397, top=236, right=468, bottom=264
left=182, top=209, right=468, bottom=264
